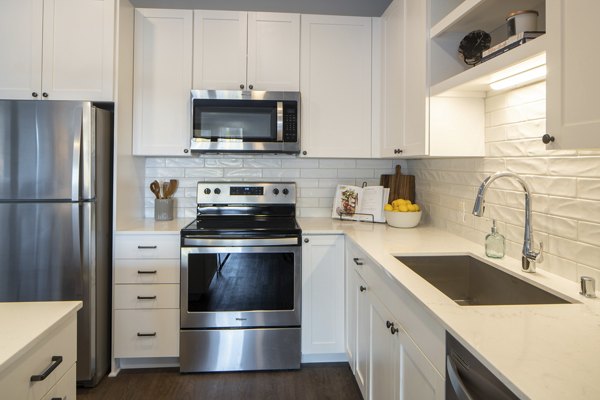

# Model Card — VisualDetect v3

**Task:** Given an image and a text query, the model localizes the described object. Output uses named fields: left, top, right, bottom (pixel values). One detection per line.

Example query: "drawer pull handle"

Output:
left=137, top=332, right=157, bottom=337
left=137, top=245, right=158, bottom=249
left=359, top=286, right=367, bottom=292
left=353, top=258, right=364, bottom=266
left=137, top=270, right=157, bottom=274
left=30, top=355, right=63, bottom=382
left=137, top=295, right=157, bottom=300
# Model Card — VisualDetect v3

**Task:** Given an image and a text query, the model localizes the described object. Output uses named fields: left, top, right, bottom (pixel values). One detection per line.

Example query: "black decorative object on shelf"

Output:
left=458, top=30, right=492, bottom=66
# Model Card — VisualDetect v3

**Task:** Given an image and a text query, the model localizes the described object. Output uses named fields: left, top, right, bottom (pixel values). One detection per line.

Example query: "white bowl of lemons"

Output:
left=384, top=198, right=422, bottom=228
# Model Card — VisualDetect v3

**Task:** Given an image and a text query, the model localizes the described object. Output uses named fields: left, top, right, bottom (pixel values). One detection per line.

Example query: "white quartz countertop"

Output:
left=299, top=217, right=600, bottom=400
left=0, top=301, right=82, bottom=375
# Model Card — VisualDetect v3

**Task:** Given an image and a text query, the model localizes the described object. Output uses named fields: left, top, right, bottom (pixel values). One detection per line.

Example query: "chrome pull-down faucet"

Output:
left=472, top=171, right=543, bottom=273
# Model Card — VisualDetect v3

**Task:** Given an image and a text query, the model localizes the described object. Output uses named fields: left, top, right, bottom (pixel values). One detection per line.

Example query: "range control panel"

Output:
left=196, top=182, right=296, bottom=205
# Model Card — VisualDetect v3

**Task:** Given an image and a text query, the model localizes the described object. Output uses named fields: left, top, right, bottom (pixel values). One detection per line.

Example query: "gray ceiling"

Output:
left=129, top=0, right=393, bottom=17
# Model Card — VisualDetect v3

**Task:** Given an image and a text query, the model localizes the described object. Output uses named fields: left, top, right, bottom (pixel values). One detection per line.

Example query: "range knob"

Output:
left=203, top=188, right=211, bottom=195
left=282, top=188, right=289, bottom=195
left=214, top=188, right=221, bottom=195
left=273, top=188, right=280, bottom=195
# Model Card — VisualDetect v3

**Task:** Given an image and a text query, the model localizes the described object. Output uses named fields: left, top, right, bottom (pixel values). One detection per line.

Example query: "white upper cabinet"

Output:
left=0, top=0, right=115, bottom=101
left=375, top=0, right=428, bottom=158
left=193, top=11, right=299, bottom=91
left=132, top=8, right=193, bottom=156
left=300, top=15, right=372, bottom=158
left=546, top=0, right=600, bottom=149
left=247, top=12, right=300, bottom=91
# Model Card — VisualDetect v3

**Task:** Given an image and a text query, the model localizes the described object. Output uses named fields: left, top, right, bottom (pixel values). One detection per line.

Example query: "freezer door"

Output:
left=0, top=100, right=89, bottom=201
left=0, top=202, right=85, bottom=301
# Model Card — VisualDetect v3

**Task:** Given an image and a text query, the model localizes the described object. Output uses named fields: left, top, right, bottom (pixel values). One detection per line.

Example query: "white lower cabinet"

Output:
left=347, top=241, right=444, bottom=400
left=301, top=234, right=346, bottom=361
left=0, top=315, right=77, bottom=400
left=113, top=232, right=180, bottom=367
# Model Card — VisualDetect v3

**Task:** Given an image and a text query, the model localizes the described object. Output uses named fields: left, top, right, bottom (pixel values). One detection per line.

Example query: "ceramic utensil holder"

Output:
left=154, top=198, right=174, bottom=221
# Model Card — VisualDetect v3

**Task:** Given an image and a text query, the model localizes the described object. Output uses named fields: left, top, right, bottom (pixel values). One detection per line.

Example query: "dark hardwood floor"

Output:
left=77, top=364, right=363, bottom=400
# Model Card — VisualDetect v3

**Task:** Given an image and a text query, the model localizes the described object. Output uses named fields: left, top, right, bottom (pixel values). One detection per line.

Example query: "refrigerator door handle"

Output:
left=80, top=103, right=95, bottom=200
left=71, top=114, right=82, bottom=202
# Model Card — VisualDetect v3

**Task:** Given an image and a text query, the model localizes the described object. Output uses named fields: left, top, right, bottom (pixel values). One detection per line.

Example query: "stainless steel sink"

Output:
left=395, top=255, right=573, bottom=306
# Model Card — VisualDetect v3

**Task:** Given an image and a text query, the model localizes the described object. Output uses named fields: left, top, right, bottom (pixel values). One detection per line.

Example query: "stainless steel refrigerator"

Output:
left=0, top=100, right=111, bottom=387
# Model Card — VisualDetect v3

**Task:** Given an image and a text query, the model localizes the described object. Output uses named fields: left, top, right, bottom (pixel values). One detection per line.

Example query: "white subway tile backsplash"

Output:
left=204, top=158, right=243, bottom=168
left=146, top=167, right=185, bottom=178
left=243, top=159, right=282, bottom=168
left=185, top=168, right=223, bottom=178
left=224, top=169, right=263, bottom=178
left=165, top=158, right=205, bottom=167
left=301, top=168, right=338, bottom=179
left=319, top=159, right=356, bottom=168
left=408, top=81, right=600, bottom=284
left=262, top=168, right=301, bottom=178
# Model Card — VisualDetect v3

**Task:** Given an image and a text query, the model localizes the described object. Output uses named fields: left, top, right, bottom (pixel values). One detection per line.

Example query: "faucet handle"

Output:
left=535, top=241, right=544, bottom=263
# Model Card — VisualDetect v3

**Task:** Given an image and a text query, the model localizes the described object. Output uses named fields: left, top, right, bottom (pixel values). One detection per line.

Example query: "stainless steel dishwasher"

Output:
left=446, top=332, right=520, bottom=400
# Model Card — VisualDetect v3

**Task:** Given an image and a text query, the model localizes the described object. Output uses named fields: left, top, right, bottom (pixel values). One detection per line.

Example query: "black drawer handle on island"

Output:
left=353, top=258, right=364, bottom=266
left=137, top=332, right=157, bottom=337
left=30, top=355, right=63, bottom=382
left=137, top=295, right=157, bottom=300
left=137, top=245, right=158, bottom=249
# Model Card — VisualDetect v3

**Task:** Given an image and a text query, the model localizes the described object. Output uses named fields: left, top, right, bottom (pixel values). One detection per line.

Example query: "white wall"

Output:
left=408, top=81, right=600, bottom=285
left=145, top=156, right=405, bottom=219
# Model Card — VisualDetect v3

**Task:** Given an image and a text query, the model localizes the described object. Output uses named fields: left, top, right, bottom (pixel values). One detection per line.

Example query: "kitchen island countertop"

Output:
left=0, top=301, right=82, bottom=375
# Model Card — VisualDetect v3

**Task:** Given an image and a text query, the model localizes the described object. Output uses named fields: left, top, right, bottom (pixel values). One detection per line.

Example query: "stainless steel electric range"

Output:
left=180, top=182, right=301, bottom=372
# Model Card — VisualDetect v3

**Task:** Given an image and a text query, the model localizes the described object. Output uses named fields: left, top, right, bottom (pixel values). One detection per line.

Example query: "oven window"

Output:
left=187, top=252, right=295, bottom=312
left=193, top=101, right=276, bottom=141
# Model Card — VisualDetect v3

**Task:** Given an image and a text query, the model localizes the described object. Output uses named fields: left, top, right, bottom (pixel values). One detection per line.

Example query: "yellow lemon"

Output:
left=398, top=205, right=409, bottom=212
left=414, top=204, right=420, bottom=212
left=384, top=203, right=393, bottom=211
left=407, top=204, right=417, bottom=212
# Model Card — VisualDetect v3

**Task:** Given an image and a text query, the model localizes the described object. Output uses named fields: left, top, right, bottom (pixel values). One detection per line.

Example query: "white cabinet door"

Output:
left=547, top=0, right=600, bottom=149
left=41, top=0, right=115, bottom=101
left=370, top=292, right=444, bottom=400
left=0, top=0, right=43, bottom=99
left=369, top=292, right=398, bottom=400
left=300, top=15, right=372, bottom=158
left=0, top=0, right=114, bottom=101
left=247, top=12, right=300, bottom=91
left=133, top=8, right=192, bottom=156
left=376, top=0, right=428, bottom=158
left=355, top=270, right=370, bottom=399
left=301, top=235, right=345, bottom=357
left=193, top=10, right=247, bottom=90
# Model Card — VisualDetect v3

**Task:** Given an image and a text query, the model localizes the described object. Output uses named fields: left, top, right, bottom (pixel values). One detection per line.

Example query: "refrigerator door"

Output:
left=0, top=100, right=89, bottom=201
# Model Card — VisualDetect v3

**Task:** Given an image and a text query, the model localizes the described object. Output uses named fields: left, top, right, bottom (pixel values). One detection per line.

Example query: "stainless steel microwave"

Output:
left=190, top=90, right=300, bottom=154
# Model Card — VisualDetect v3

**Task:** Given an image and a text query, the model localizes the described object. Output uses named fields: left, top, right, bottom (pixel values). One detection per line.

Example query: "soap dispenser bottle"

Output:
left=485, top=219, right=505, bottom=258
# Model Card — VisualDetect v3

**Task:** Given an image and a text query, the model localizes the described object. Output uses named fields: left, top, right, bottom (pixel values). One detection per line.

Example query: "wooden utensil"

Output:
left=150, top=180, right=161, bottom=199
left=164, top=179, right=178, bottom=199
left=380, top=165, right=415, bottom=203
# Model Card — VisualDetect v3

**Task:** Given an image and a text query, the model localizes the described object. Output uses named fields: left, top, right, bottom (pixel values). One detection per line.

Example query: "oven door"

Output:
left=180, top=238, right=301, bottom=329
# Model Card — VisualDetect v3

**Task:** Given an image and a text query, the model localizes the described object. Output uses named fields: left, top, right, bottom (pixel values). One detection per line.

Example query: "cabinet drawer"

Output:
left=114, top=284, right=180, bottom=309
left=0, top=316, right=76, bottom=400
left=114, top=309, right=179, bottom=358
left=114, top=234, right=179, bottom=259
left=42, top=362, right=76, bottom=400
left=114, top=259, right=180, bottom=284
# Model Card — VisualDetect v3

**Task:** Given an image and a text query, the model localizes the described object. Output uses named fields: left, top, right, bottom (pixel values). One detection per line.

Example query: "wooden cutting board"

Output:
left=380, top=165, right=415, bottom=203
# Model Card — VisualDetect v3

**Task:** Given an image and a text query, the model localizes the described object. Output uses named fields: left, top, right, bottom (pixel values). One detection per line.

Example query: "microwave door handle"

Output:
left=276, top=101, right=283, bottom=142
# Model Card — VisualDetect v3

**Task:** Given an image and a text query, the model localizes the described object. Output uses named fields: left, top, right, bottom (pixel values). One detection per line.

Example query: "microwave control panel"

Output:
left=283, top=103, right=297, bottom=142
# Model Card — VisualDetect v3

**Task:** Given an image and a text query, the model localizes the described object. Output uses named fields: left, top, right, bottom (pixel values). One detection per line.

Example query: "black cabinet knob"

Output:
left=32, top=92, right=38, bottom=98
left=42, top=92, right=48, bottom=98
left=304, top=238, right=309, bottom=243
left=542, top=134, right=555, bottom=144
left=249, top=84, right=254, bottom=90
left=302, top=151, right=307, bottom=156
left=359, top=286, right=366, bottom=292
left=240, top=84, right=245, bottom=89
left=184, top=149, right=189, bottom=153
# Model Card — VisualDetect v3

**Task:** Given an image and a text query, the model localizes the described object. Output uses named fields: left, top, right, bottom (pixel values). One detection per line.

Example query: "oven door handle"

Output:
left=182, top=237, right=299, bottom=247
